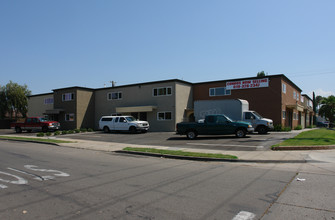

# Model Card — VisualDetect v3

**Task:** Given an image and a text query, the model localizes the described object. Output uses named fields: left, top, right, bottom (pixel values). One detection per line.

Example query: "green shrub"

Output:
left=274, top=124, right=282, bottom=132
left=80, top=128, right=87, bottom=132
left=68, top=130, right=75, bottom=134
left=282, top=126, right=292, bottom=132
left=46, top=132, right=52, bottom=136
left=87, top=128, right=93, bottom=132
left=61, top=130, right=68, bottom=135
left=294, top=125, right=302, bottom=130
left=37, top=132, right=44, bottom=137
left=74, top=129, right=81, bottom=133
left=54, top=131, right=61, bottom=136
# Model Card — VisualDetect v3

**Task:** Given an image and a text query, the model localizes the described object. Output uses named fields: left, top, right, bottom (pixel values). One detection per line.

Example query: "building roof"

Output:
left=95, top=79, right=193, bottom=91
left=194, top=74, right=302, bottom=92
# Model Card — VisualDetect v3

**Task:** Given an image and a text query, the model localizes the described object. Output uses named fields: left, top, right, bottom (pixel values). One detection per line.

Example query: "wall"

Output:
left=94, top=81, right=184, bottom=131
left=193, top=76, right=283, bottom=125
left=28, top=93, right=54, bottom=117
left=76, top=89, right=95, bottom=129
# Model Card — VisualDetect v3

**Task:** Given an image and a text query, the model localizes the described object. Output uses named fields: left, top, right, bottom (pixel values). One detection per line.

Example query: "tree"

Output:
left=257, top=71, right=266, bottom=77
left=0, top=81, right=31, bottom=120
left=319, top=95, right=335, bottom=123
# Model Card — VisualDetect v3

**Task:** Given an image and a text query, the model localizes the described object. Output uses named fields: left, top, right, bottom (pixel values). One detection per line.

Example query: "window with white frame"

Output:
left=44, top=98, right=54, bottom=105
left=107, top=92, right=122, bottom=100
left=282, top=83, right=286, bottom=94
left=157, top=112, right=172, bottom=120
left=153, top=87, right=172, bottom=97
left=209, top=87, right=231, bottom=96
left=282, top=110, right=286, bottom=119
left=65, top=113, right=75, bottom=121
left=62, top=93, right=74, bottom=101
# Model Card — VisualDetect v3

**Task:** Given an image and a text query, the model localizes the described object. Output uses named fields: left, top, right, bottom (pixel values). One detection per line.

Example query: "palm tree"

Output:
left=319, top=95, right=335, bottom=123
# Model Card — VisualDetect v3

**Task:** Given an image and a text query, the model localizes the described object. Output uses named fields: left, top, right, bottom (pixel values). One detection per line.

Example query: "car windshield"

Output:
left=125, top=116, right=136, bottom=122
left=252, top=112, right=263, bottom=119
left=39, top=118, right=48, bottom=122
left=224, top=115, right=233, bottom=122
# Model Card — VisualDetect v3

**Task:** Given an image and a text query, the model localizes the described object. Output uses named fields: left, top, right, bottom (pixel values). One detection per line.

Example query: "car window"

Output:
left=119, top=117, right=125, bottom=122
left=217, top=116, right=227, bottom=123
left=115, top=117, right=119, bottom=123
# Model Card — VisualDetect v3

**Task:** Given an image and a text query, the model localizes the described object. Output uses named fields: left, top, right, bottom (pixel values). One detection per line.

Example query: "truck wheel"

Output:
left=186, top=130, right=197, bottom=140
left=235, top=128, right=246, bottom=138
left=15, top=127, right=22, bottom=133
left=257, top=126, right=268, bottom=134
left=129, top=126, right=137, bottom=134
left=103, top=126, right=110, bottom=133
left=42, top=126, right=48, bottom=133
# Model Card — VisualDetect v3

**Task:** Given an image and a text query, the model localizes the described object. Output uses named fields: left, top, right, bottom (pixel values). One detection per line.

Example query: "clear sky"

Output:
left=1, top=0, right=334, bottom=97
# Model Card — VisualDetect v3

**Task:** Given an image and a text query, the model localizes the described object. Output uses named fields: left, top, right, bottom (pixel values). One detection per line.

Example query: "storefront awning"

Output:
left=116, top=106, right=157, bottom=113
left=286, top=104, right=304, bottom=112
left=45, top=109, right=64, bottom=114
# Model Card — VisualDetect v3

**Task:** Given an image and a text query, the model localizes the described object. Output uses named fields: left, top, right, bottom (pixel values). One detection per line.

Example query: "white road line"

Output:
left=232, top=211, right=256, bottom=220
left=187, top=143, right=264, bottom=148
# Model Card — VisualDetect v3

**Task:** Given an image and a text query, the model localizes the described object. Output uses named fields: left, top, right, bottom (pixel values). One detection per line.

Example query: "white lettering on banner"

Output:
left=226, top=78, right=269, bottom=90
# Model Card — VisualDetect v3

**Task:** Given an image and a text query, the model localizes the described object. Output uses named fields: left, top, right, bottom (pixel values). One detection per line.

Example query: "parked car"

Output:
left=194, top=99, right=273, bottom=134
left=99, top=116, right=149, bottom=133
left=11, top=117, right=60, bottom=133
left=176, top=114, right=254, bottom=139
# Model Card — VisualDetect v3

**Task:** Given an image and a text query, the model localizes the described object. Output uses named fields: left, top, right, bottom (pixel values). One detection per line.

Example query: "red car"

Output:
left=11, top=117, right=60, bottom=133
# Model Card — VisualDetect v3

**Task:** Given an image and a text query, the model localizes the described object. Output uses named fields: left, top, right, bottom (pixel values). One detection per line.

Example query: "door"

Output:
left=115, top=117, right=129, bottom=131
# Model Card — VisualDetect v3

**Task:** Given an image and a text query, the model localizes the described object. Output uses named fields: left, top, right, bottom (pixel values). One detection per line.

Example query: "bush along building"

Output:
left=27, top=74, right=314, bottom=131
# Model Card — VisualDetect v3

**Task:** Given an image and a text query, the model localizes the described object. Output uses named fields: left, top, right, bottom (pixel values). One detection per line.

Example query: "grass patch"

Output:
left=123, top=147, right=238, bottom=159
left=272, top=128, right=335, bottom=147
left=0, top=136, right=73, bottom=144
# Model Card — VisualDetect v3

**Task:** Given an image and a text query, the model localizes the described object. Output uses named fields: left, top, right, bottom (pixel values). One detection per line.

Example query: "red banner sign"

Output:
left=226, top=78, right=269, bottom=90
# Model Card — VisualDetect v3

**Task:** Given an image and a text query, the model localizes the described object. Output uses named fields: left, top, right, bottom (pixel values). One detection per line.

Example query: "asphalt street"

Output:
left=1, top=139, right=335, bottom=219
left=0, top=140, right=301, bottom=219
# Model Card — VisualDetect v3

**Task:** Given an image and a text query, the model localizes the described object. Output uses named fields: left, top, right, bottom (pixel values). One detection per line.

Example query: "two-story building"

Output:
left=28, top=79, right=193, bottom=131
left=193, top=74, right=309, bottom=129
left=27, top=74, right=313, bottom=131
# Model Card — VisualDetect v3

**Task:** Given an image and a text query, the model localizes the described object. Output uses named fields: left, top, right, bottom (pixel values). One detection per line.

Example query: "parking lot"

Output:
left=1, top=129, right=301, bottom=151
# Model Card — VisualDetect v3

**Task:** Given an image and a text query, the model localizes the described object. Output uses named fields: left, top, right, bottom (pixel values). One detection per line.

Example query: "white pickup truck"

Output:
left=99, top=116, right=149, bottom=133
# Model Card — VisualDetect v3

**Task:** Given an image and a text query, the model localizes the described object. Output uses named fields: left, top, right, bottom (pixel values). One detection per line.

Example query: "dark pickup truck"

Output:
left=176, top=114, right=254, bottom=139
left=11, top=117, right=60, bottom=133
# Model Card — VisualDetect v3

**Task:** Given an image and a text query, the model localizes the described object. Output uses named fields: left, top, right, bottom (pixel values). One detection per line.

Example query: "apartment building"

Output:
left=193, top=74, right=311, bottom=128
left=28, top=80, right=193, bottom=131
left=27, top=74, right=313, bottom=131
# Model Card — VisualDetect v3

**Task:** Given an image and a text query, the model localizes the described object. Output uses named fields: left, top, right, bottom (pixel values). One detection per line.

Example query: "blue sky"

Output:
left=1, top=0, right=334, bottom=97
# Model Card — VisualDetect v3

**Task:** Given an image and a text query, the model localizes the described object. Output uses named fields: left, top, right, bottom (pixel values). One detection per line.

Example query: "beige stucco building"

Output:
left=28, top=79, right=193, bottom=131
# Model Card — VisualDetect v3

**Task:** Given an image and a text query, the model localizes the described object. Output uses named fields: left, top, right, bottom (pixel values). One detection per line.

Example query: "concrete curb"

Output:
left=0, top=137, right=60, bottom=146
left=272, top=145, right=335, bottom=151
left=115, top=150, right=307, bottom=163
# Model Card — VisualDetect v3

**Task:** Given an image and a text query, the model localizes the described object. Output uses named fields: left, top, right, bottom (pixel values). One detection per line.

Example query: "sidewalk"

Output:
left=55, top=137, right=313, bottom=163
left=1, top=134, right=333, bottom=163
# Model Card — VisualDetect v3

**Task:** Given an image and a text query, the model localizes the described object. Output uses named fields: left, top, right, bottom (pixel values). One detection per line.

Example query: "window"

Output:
left=65, top=113, right=75, bottom=121
left=209, top=87, right=231, bottom=96
left=101, top=117, right=113, bottom=121
left=293, top=91, right=297, bottom=100
left=282, top=110, right=286, bottom=119
left=153, top=87, right=172, bottom=97
left=62, top=93, right=74, bottom=101
left=282, top=83, right=286, bottom=94
left=157, top=112, right=172, bottom=120
left=44, top=98, right=54, bottom=105
left=107, top=92, right=122, bottom=100
left=293, top=112, right=298, bottom=120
